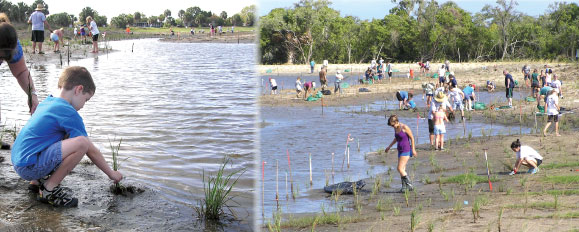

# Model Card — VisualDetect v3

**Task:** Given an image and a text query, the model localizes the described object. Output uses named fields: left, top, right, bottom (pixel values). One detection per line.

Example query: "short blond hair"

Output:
left=0, top=13, right=10, bottom=23
left=58, top=66, right=96, bottom=94
left=86, top=16, right=93, bottom=23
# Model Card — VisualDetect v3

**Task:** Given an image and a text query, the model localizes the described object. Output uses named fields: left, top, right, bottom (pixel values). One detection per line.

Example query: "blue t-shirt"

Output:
left=0, top=40, right=23, bottom=66
left=408, top=100, right=416, bottom=109
left=463, top=86, right=474, bottom=97
left=12, top=96, right=88, bottom=167
left=399, top=91, right=408, bottom=100
left=505, top=74, right=515, bottom=88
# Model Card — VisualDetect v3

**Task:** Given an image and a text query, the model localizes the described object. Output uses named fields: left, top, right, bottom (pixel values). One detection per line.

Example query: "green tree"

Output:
left=240, top=5, right=256, bottom=26
left=164, top=9, right=171, bottom=17
left=47, top=12, right=73, bottom=27
left=79, top=7, right=96, bottom=23
left=134, top=12, right=142, bottom=22
left=220, top=11, right=227, bottom=20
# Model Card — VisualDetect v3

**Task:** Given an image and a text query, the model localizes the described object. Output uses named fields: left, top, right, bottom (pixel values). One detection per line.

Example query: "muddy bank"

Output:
left=259, top=63, right=579, bottom=109
left=265, top=130, right=579, bottom=231
left=0, top=146, right=252, bottom=231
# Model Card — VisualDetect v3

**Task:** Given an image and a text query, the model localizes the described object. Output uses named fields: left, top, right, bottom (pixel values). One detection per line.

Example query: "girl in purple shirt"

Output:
left=384, top=115, right=417, bottom=192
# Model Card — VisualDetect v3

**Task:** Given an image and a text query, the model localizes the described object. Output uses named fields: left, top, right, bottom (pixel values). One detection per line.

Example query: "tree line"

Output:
left=260, top=0, right=579, bottom=64
left=0, top=0, right=255, bottom=29
left=109, top=5, right=256, bottom=29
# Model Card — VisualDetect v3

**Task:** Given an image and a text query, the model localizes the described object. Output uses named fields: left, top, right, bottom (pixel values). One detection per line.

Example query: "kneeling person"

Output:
left=11, top=66, right=122, bottom=207
left=509, top=139, right=543, bottom=175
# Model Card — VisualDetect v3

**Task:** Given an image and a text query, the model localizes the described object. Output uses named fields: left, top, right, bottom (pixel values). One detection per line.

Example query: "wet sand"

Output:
left=261, top=62, right=579, bottom=231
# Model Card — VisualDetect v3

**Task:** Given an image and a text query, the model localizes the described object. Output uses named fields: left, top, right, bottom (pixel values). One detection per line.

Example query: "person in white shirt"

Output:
left=73, top=27, right=78, bottom=40
left=448, top=85, right=465, bottom=119
left=509, top=139, right=543, bottom=175
left=334, top=70, right=344, bottom=94
left=550, top=74, right=562, bottom=98
left=543, top=89, right=560, bottom=136
left=295, top=77, right=303, bottom=98
left=269, top=78, right=278, bottom=95
left=86, top=16, right=100, bottom=53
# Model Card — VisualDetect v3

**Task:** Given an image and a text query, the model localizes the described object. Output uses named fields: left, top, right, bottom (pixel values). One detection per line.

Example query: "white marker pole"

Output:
left=309, top=153, right=313, bottom=186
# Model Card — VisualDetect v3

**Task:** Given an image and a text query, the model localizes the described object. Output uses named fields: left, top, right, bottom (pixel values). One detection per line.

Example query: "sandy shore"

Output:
left=262, top=62, right=579, bottom=231
left=260, top=62, right=579, bottom=109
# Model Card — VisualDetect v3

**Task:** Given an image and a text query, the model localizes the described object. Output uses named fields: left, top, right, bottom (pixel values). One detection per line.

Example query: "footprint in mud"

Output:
left=109, top=184, right=145, bottom=196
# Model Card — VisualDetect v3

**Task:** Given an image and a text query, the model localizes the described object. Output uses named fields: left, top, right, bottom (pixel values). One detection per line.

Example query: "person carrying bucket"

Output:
left=509, top=139, right=543, bottom=175
left=384, top=115, right=417, bottom=192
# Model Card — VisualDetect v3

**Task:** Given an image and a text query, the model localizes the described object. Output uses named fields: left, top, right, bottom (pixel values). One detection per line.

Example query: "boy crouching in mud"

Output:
left=11, top=66, right=122, bottom=207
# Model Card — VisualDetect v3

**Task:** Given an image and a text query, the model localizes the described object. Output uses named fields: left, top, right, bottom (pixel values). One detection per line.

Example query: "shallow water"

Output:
left=0, top=39, right=256, bottom=228
left=259, top=88, right=532, bottom=219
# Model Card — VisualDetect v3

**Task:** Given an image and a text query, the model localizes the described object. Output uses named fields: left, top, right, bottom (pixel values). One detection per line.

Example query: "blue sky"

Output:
left=258, top=0, right=566, bottom=20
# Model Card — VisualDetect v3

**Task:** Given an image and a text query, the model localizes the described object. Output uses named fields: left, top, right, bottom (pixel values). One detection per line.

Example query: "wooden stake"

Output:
left=276, top=160, right=279, bottom=208
left=262, top=161, right=266, bottom=218
left=347, top=144, right=350, bottom=169
left=287, top=149, right=294, bottom=198
left=331, top=152, right=335, bottom=184
left=309, top=153, right=313, bottom=186
left=285, top=172, right=288, bottom=200
left=483, top=149, right=493, bottom=191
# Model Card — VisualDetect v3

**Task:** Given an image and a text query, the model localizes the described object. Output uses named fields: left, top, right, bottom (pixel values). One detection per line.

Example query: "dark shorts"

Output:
left=531, top=81, right=540, bottom=88
left=398, top=150, right=413, bottom=158
left=320, top=80, right=327, bottom=85
left=388, top=72, right=392, bottom=77
left=272, top=86, right=278, bottom=90
left=14, top=141, right=62, bottom=181
left=464, top=95, right=474, bottom=101
left=428, top=119, right=434, bottom=134
left=547, top=114, right=559, bottom=122
left=426, top=93, right=434, bottom=97
left=92, top=34, right=99, bottom=42
left=524, top=73, right=531, bottom=80
left=536, top=159, right=543, bottom=166
left=31, top=30, right=45, bottom=42
left=396, top=92, right=403, bottom=101
left=506, top=88, right=513, bottom=98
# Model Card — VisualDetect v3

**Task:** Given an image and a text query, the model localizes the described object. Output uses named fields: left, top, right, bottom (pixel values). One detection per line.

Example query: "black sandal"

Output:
left=39, top=184, right=78, bottom=207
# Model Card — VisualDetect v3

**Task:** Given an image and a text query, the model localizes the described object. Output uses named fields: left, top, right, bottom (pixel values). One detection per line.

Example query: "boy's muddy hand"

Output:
left=109, top=171, right=123, bottom=183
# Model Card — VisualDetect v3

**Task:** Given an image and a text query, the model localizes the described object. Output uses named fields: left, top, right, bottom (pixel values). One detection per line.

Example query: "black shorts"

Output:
left=428, top=119, right=434, bottom=134
left=396, top=92, right=403, bottom=101
left=31, top=30, right=45, bottom=42
left=536, top=159, right=543, bottom=166
left=92, top=34, right=99, bottom=42
left=388, top=72, right=392, bottom=77
left=531, top=81, right=540, bottom=88
left=547, top=115, right=558, bottom=122
left=524, top=73, right=531, bottom=80
left=506, top=88, right=513, bottom=98
left=320, top=79, right=327, bottom=85
left=272, top=86, right=278, bottom=90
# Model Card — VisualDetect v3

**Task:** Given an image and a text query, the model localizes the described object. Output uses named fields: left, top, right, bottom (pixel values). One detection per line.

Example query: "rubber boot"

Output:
left=402, top=176, right=414, bottom=191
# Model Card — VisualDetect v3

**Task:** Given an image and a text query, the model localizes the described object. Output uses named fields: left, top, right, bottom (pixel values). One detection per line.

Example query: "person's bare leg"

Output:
left=440, top=134, right=445, bottom=149
left=430, top=134, right=435, bottom=146
left=555, top=121, right=560, bottom=136
left=398, top=156, right=410, bottom=177
left=38, top=42, right=43, bottom=53
left=44, top=136, right=89, bottom=190
left=32, top=42, right=36, bottom=53
left=543, top=122, right=551, bottom=136
left=522, top=158, right=537, bottom=169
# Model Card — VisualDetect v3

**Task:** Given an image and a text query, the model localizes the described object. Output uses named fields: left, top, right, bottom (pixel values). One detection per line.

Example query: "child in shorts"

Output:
left=11, top=66, right=122, bottom=207
left=509, top=139, right=543, bottom=175
left=433, top=106, right=449, bottom=150
left=543, top=89, right=560, bottom=137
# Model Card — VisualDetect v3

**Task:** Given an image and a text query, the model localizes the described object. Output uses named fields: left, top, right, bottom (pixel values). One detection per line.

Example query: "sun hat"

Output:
left=337, top=70, right=341, bottom=74
left=434, top=91, right=447, bottom=102
left=35, top=4, right=45, bottom=11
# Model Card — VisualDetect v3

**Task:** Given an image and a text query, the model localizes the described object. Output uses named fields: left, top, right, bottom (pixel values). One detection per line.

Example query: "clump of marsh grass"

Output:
left=194, top=157, right=245, bottom=220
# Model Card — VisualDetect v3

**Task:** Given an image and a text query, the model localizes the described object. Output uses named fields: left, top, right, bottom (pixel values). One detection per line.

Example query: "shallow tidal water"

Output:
left=0, top=39, right=257, bottom=229
left=259, top=82, right=532, bottom=219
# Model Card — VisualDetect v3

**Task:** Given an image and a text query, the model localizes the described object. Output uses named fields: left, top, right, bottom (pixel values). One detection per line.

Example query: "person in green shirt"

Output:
left=531, top=69, right=540, bottom=99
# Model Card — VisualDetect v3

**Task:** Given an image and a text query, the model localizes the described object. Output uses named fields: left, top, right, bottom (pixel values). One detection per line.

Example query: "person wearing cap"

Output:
left=396, top=91, right=413, bottom=110
left=509, top=139, right=543, bottom=175
left=334, top=70, right=344, bottom=94
left=422, top=82, right=435, bottom=108
left=428, top=92, right=453, bottom=149
left=28, top=3, right=52, bottom=54
left=504, top=70, right=515, bottom=107
left=543, top=88, right=560, bottom=137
